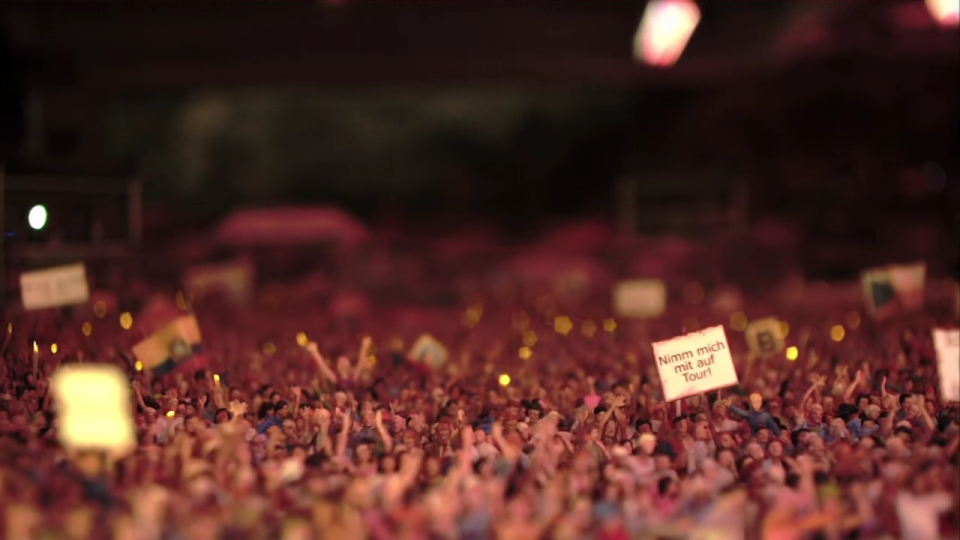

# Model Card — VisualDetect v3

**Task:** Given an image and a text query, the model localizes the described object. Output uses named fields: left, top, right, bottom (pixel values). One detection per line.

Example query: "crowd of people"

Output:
left=0, top=271, right=958, bottom=540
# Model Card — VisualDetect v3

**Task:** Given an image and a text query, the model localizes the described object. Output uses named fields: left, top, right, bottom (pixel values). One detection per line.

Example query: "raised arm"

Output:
left=306, top=342, right=338, bottom=384
left=374, top=409, right=394, bottom=454
left=352, top=336, right=372, bottom=382
left=842, top=370, right=864, bottom=404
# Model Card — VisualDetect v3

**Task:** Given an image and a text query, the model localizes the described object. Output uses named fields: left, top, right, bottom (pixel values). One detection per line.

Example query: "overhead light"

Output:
left=633, top=0, right=701, bottom=67
left=28, top=205, right=48, bottom=230
left=926, top=0, right=959, bottom=27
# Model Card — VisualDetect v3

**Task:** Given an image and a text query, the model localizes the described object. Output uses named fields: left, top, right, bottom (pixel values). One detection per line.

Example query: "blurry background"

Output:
left=0, top=1, right=957, bottom=306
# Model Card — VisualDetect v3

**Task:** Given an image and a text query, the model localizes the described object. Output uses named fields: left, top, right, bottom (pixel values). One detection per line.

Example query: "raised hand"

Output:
left=306, top=342, right=319, bottom=356
left=291, top=386, right=301, bottom=398
left=228, top=400, right=247, bottom=418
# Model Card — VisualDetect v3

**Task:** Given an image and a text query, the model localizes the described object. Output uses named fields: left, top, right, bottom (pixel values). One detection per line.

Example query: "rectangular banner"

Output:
left=183, top=259, right=254, bottom=303
left=613, top=279, right=666, bottom=319
left=20, top=263, right=90, bottom=311
left=932, top=328, right=959, bottom=402
left=888, top=262, right=926, bottom=312
left=744, top=317, right=786, bottom=358
left=652, top=325, right=738, bottom=402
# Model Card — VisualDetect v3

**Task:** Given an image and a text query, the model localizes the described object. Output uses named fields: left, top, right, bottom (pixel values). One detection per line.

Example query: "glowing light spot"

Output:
left=33, top=341, right=38, bottom=354
left=729, top=312, right=748, bottom=332
left=50, top=343, right=58, bottom=354
left=522, top=331, right=538, bottom=347
left=119, top=312, right=133, bottom=330
left=166, top=411, right=175, bottom=418
left=554, top=316, right=573, bottom=335
left=786, top=347, right=799, bottom=361
left=603, top=318, right=617, bottom=333
left=135, top=361, right=143, bottom=372
left=81, top=322, right=92, bottom=336
left=845, top=311, right=861, bottom=330
left=93, top=301, right=107, bottom=319
left=518, top=346, right=533, bottom=360
left=683, top=282, right=705, bottom=304
left=634, top=0, right=701, bottom=67
left=581, top=320, right=598, bottom=338
left=213, top=374, right=220, bottom=384
left=498, top=374, right=512, bottom=387
left=830, top=325, right=845, bottom=342
left=175, top=290, right=188, bottom=310
left=262, top=342, right=277, bottom=356
left=296, top=332, right=308, bottom=347
left=28, top=205, right=48, bottom=230
left=926, top=0, right=959, bottom=27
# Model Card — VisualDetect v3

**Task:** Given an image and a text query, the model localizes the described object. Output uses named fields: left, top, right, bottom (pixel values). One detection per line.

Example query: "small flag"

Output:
left=132, top=299, right=205, bottom=378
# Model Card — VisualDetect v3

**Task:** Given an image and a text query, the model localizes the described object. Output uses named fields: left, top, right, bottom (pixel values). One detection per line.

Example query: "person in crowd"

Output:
left=1, top=276, right=958, bottom=540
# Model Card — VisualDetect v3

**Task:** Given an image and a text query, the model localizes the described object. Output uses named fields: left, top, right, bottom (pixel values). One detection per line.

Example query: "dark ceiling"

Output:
left=1, top=1, right=955, bottom=92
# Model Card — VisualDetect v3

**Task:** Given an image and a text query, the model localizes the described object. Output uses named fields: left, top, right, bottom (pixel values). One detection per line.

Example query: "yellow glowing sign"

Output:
left=729, top=312, right=748, bottom=332
left=135, top=361, right=143, bottom=372
left=498, top=374, right=512, bottom=387
left=33, top=341, right=38, bottom=354
left=518, top=346, right=533, bottom=360
left=522, top=331, right=538, bottom=347
left=166, top=411, right=175, bottom=418
left=830, top=325, right=845, bottom=342
left=213, top=373, right=220, bottom=384
left=786, top=347, right=799, bottom=361
left=51, top=364, right=136, bottom=457
left=296, top=332, right=308, bottom=347
left=119, top=312, right=133, bottom=330
left=51, top=343, right=58, bottom=354
left=603, top=318, right=617, bottom=333
left=81, top=322, right=92, bottom=336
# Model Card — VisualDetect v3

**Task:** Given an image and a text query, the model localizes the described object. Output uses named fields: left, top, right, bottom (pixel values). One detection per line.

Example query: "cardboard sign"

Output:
left=744, top=318, right=785, bottom=358
left=861, top=267, right=897, bottom=320
left=888, top=262, right=926, bottom=312
left=652, top=325, right=738, bottom=401
left=183, top=259, right=254, bottom=303
left=932, top=328, right=959, bottom=402
left=20, top=263, right=90, bottom=311
left=407, top=334, right=448, bottom=371
left=613, top=279, right=666, bottom=318
left=51, top=364, right=135, bottom=457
